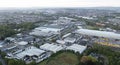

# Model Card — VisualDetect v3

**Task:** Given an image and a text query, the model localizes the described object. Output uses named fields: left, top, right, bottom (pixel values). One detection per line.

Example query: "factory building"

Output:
left=14, top=46, right=46, bottom=61
left=66, top=44, right=87, bottom=54
left=76, top=29, right=120, bottom=40
left=40, top=43, right=63, bottom=53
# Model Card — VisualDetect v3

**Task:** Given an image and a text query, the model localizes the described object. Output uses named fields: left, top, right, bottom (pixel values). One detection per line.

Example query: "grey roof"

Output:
left=40, top=43, right=63, bottom=53
left=76, top=29, right=120, bottom=39
left=15, top=46, right=45, bottom=59
left=66, top=44, right=87, bottom=54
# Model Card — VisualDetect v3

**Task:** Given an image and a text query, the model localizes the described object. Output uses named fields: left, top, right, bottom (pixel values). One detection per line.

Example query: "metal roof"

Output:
left=15, top=46, right=45, bottom=59
left=40, top=43, right=63, bottom=53
left=76, top=29, right=120, bottom=39
left=66, top=44, right=86, bottom=54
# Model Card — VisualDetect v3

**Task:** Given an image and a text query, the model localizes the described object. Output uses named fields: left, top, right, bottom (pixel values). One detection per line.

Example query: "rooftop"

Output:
left=15, top=46, right=45, bottom=59
left=30, top=26, right=62, bottom=36
left=76, top=29, right=120, bottom=39
left=56, top=40, right=66, bottom=44
left=18, top=41, right=28, bottom=46
left=64, top=37, right=76, bottom=43
left=66, top=44, right=87, bottom=54
left=40, top=43, right=63, bottom=53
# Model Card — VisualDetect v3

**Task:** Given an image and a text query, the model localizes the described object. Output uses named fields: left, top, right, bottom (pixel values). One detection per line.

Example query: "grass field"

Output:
left=86, top=26, right=99, bottom=30
left=38, top=52, right=79, bottom=65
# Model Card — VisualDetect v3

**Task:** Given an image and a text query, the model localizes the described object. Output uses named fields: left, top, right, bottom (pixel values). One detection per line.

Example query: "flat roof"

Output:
left=44, top=24, right=64, bottom=29
left=1, top=43, right=17, bottom=51
left=56, top=40, right=66, bottom=44
left=15, top=46, right=45, bottom=59
left=18, top=41, right=28, bottom=45
left=30, top=26, right=61, bottom=36
left=40, top=43, right=63, bottom=53
left=30, top=30, right=54, bottom=36
left=64, top=37, right=76, bottom=43
left=76, top=29, right=120, bottom=39
left=66, top=44, right=87, bottom=54
left=35, top=27, right=61, bottom=32
left=62, top=33, right=71, bottom=38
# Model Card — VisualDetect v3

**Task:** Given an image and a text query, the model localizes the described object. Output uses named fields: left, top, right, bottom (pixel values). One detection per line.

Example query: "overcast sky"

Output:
left=0, top=0, right=120, bottom=8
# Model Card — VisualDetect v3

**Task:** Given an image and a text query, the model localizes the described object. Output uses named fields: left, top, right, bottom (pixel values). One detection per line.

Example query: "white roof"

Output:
left=16, top=46, right=45, bottom=59
left=30, top=30, right=53, bottom=36
left=30, top=27, right=61, bottom=36
left=40, top=43, right=63, bottom=53
left=56, top=40, right=66, bottom=44
left=35, top=27, right=61, bottom=33
left=18, top=41, right=28, bottom=45
left=77, top=26, right=82, bottom=29
left=76, top=29, right=120, bottom=39
left=62, top=33, right=71, bottom=38
left=64, top=37, right=76, bottom=43
left=0, top=45, right=3, bottom=47
left=5, top=37, right=15, bottom=41
left=66, top=44, right=86, bottom=54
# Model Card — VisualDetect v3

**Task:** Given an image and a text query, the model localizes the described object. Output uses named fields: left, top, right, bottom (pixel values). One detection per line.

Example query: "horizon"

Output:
left=0, top=6, right=120, bottom=10
left=0, top=0, right=120, bottom=8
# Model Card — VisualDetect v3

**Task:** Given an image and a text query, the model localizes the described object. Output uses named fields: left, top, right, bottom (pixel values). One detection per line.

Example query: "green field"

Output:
left=86, top=26, right=99, bottom=30
left=38, top=52, right=79, bottom=65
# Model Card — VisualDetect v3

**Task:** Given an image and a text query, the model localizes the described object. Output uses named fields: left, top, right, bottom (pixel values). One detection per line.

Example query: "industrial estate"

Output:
left=0, top=8, right=120, bottom=65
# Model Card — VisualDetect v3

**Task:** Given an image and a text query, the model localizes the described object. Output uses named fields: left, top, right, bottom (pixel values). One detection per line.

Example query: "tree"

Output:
left=0, top=50, right=6, bottom=58
left=0, top=62, right=2, bottom=65
left=8, top=59, right=26, bottom=65
left=8, top=59, right=16, bottom=65
left=0, top=24, right=17, bottom=40
left=80, top=56, right=98, bottom=65
left=27, top=61, right=36, bottom=65
left=34, top=43, right=39, bottom=48
left=17, top=22, right=36, bottom=31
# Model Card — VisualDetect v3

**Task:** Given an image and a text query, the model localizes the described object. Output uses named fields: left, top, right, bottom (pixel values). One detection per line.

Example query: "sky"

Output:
left=0, top=0, right=120, bottom=8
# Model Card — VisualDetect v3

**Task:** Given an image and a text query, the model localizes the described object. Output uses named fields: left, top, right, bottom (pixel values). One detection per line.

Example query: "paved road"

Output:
left=0, top=55, right=6, bottom=65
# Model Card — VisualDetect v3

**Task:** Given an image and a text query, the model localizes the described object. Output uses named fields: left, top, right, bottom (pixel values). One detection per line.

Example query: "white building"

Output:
left=62, top=33, right=71, bottom=38
left=66, top=44, right=87, bottom=54
left=18, top=41, right=28, bottom=46
left=30, top=27, right=61, bottom=36
left=64, top=37, right=76, bottom=43
left=76, top=29, right=120, bottom=40
left=56, top=40, right=66, bottom=44
left=35, top=27, right=61, bottom=34
left=5, top=37, right=15, bottom=42
left=53, top=17, right=74, bottom=24
left=15, top=46, right=46, bottom=59
left=40, top=43, right=63, bottom=53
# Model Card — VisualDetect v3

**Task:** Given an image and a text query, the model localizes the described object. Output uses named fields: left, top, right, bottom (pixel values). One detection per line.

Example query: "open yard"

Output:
left=38, top=52, right=79, bottom=65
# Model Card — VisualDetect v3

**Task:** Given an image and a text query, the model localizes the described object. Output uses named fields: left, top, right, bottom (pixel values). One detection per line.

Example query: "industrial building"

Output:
left=29, top=26, right=61, bottom=37
left=76, top=29, right=120, bottom=40
left=64, top=37, right=76, bottom=43
left=14, top=46, right=46, bottom=60
left=56, top=40, right=66, bottom=44
left=18, top=41, right=28, bottom=46
left=40, top=43, right=63, bottom=53
left=66, top=44, right=87, bottom=54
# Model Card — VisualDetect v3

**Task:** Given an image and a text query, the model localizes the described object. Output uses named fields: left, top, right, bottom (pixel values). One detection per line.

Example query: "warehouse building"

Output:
left=76, top=29, right=120, bottom=40
left=66, top=44, right=87, bottom=54
left=14, top=46, right=46, bottom=60
left=40, top=43, right=63, bottom=53
left=64, top=37, right=76, bottom=44
left=29, top=27, right=61, bottom=37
